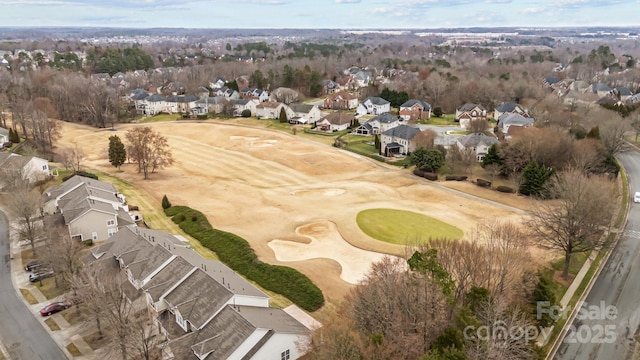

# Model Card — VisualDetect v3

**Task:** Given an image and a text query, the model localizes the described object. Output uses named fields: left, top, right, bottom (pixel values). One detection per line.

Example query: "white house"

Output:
left=288, top=103, right=323, bottom=124
left=145, top=94, right=168, bottom=115
left=356, top=97, right=391, bottom=116
left=256, top=101, right=286, bottom=120
left=456, top=133, right=499, bottom=162
left=0, top=127, right=9, bottom=143
left=234, top=99, right=260, bottom=116
left=493, top=102, right=528, bottom=121
left=0, top=153, right=51, bottom=185
left=316, top=112, right=354, bottom=132
left=355, top=113, right=399, bottom=135
left=497, top=113, right=534, bottom=134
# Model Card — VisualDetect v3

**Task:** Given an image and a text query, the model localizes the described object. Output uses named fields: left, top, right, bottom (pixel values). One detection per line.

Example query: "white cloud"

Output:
left=335, top=0, right=361, bottom=3
left=522, top=7, right=545, bottom=13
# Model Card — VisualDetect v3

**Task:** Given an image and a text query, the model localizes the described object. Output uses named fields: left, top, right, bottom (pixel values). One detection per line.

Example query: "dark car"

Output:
left=40, top=301, right=71, bottom=316
left=29, top=269, right=54, bottom=282
left=24, top=260, right=42, bottom=272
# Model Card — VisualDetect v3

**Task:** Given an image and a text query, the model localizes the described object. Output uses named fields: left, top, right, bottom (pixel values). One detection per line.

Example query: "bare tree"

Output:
left=424, top=72, right=448, bottom=107
left=350, top=256, right=450, bottom=359
left=58, top=145, right=85, bottom=172
left=125, top=126, right=174, bottom=179
left=446, top=146, right=477, bottom=175
left=466, top=298, right=538, bottom=360
left=40, top=224, right=84, bottom=293
left=599, top=115, right=630, bottom=155
left=468, top=119, right=490, bottom=134
left=7, top=187, right=44, bottom=256
left=412, top=129, right=437, bottom=149
left=529, top=170, right=617, bottom=279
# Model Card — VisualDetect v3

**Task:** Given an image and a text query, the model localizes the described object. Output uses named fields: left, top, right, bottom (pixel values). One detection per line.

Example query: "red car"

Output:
left=40, top=301, right=71, bottom=316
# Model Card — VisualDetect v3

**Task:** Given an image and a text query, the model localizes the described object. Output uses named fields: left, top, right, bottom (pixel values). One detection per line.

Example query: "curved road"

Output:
left=555, top=151, right=640, bottom=359
left=0, top=210, right=67, bottom=360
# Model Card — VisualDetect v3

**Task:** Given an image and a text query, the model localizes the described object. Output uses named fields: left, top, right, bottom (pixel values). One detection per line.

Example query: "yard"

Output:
left=55, top=119, right=529, bottom=310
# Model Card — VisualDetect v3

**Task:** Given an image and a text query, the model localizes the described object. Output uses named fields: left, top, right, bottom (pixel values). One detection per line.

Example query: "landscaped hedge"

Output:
left=496, top=185, right=515, bottom=193
left=165, top=206, right=324, bottom=311
left=445, top=175, right=468, bottom=181
left=476, top=178, right=492, bottom=188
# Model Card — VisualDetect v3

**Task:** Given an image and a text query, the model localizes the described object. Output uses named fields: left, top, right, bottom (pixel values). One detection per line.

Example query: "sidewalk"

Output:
left=9, top=240, right=96, bottom=359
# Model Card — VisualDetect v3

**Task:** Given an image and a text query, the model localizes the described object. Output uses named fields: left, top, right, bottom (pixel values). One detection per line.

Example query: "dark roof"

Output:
left=146, top=94, right=166, bottom=102
left=322, top=111, right=354, bottom=125
left=400, top=99, right=431, bottom=110
left=386, top=142, right=402, bottom=149
left=370, top=112, right=399, bottom=124
left=617, top=87, right=633, bottom=96
left=495, top=102, right=523, bottom=112
left=381, top=124, right=421, bottom=140
left=289, top=103, right=314, bottom=113
left=363, top=96, right=390, bottom=106
left=166, top=95, right=199, bottom=103
left=457, top=133, right=499, bottom=148
left=497, top=113, right=534, bottom=127
left=457, top=103, right=485, bottom=112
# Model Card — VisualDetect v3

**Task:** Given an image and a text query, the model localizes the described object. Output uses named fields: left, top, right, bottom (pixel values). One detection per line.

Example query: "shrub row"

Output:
left=445, top=175, right=468, bottom=181
left=413, top=169, right=438, bottom=181
left=165, top=206, right=324, bottom=311
left=476, top=178, right=492, bottom=188
left=496, top=185, right=515, bottom=193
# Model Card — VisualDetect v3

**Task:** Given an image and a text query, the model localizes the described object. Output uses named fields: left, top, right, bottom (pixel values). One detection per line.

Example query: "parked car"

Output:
left=634, top=191, right=640, bottom=203
left=40, top=301, right=72, bottom=316
left=29, top=269, right=54, bottom=282
left=24, top=260, right=42, bottom=272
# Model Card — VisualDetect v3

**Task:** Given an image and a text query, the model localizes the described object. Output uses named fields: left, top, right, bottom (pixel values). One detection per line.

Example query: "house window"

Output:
left=107, top=219, right=116, bottom=226
left=92, top=232, right=98, bottom=241
left=281, top=349, right=290, bottom=360
left=108, top=228, right=117, bottom=237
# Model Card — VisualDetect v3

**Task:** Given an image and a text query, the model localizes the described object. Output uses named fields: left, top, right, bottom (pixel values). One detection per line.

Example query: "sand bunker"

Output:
left=290, top=188, right=346, bottom=196
left=250, top=139, right=278, bottom=147
left=230, top=135, right=259, bottom=141
left=269, top=221, right=393, bottom=284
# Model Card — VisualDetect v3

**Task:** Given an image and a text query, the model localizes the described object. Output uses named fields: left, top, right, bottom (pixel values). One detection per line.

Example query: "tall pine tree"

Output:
left=108, top=135, right=127, bottom=170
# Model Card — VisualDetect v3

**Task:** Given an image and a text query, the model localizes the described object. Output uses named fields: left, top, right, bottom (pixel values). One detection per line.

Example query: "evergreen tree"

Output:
left=161, top=195, right=172, bottom=209
left=481, top=143, right=503, bottom=167
left=108, top=135, right=127, bottom=170
left=279, top=106, right=288, bottom=123
left=586, top=125, right=600, bottom=139
left=409, top=147, right=444, bottom=172
left=519, top=161, right=554, bottom=197
left=530, top=273, right=557, bottom=327
left=374, top=134, right=381, bottom=152
left=433, top=107, right=443, bottom=117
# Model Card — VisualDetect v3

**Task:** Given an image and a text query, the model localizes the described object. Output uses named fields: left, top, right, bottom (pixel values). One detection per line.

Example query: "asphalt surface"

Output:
left=554, top=151, right=640, bottom=360
left=0, top=209, right=67, bottom=360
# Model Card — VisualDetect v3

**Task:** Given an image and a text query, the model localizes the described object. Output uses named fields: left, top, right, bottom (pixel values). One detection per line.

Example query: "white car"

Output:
left=634, top=192, right=640, bottom=203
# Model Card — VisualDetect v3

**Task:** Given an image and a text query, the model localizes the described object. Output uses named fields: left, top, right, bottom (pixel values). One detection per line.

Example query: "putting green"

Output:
left=356, top=208, right=463, bottom=245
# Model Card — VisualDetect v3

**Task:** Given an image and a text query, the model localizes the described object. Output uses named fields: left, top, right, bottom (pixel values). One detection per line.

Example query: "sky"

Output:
left=1, top=0, right=639, bottom=29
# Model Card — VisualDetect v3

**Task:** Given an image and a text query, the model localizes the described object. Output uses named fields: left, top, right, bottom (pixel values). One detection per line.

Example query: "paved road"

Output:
left=554, top=151, right=640, bottom=359
left=0, top=210, right=67, bottom=360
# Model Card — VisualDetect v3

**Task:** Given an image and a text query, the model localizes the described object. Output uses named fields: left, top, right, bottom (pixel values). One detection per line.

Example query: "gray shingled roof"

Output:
left=497, top=113, right=534, bottom=128
left=400, top=99, right=431, bottom=110
left=0, top=127, right=8, bottom=137
left=370, top=112, right=399, bottom=124
left=457, top=103, right=485, bottom=112
left=364, top=96, right=390, bottom=106
left=495, top=102, right=523, bottom=112
left=164, top=269, right=234, bottom=329
left=289, top=103, right=314, bottom=113
left=382, top=124, right=421, bottom=140
left=146, top=94, right=166, bottom=102
left=457, top=133, right=499, bottom=148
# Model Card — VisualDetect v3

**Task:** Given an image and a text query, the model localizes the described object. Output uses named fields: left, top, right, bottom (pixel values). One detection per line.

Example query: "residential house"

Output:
left=91, top=73, right=111, bottom=82
left=214, top=87, right=240, bottom=100
left=234, top=99, right=260, bottom=117
left=354, top=113, right=399, bottom=135
left=196, top=87, right=210, bottom=99
left=89, top=224, right=317, bottom=360
left=589, top=83, right=613, bottom=98
left=316, top=112, right=354, bottom=132
left=344, top=67, right=372, bottom=89
left=323, top=91, right=358, bottom=110
left=497, top=113, right=534, bottom=134
left=256, top=101, right=286, bottom=120
left=288, top=103, right=323, bottom=124
left=399, top=99, right=431, bottom=121
left=0, top=153, right=51, bottom=185
left=0, top=127, right=9, bottom=144
left=615, top=87, right=633, bottom=101
left=455, top=103, right=487, bottom=128
left=494, top=102, right=528, bottom=120
left=145, top=94, right=169, bottom=115
left=240, top=88, right=269, bottom=102
left=130, top=89, right=151, bottom=114
left=380, top=125, right=422, bottom=156
left=42, top=175, right=133, bottom=241
left=356, top=97, right=391, bottom=116
left=194, top=96, right=228, bottom=115
left=321, top=79, right=339, bottom=94
left=163, top=81, right=186, bottom=96
left=209, top=77, right=226, bottom=90
left=456, top=133, right=499, bottom=161
left=166, top=95, right=199, bottom=114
